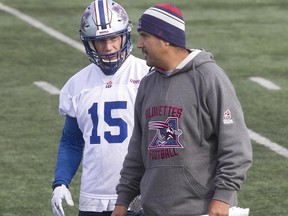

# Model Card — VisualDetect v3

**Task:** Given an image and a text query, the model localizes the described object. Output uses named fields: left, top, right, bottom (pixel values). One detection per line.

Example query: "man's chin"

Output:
left=145, top=61, right=153, bottom=67
left=144, top=57, right=152, bottom=66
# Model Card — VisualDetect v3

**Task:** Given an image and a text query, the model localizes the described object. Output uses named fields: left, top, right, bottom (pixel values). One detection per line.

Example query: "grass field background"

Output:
left=0, top=0, right=287, bottom=215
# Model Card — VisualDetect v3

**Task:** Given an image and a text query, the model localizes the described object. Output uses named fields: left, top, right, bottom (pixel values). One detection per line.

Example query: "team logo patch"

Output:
left=112, top=4, right=128, bottom=23
left=105, top=81, right=112, bottom=88
left=223, top=109, right=234, bottom=124
left=80, top=10, right=91, bottom=31
left=148, top=117, right=183, bottom=149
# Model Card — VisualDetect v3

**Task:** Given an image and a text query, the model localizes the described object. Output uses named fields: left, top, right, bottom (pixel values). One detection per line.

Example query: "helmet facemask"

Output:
left=79, top=0, right=133, bottom=75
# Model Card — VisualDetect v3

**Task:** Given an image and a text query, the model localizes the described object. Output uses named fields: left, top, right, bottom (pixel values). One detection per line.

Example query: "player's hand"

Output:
left=51, top=184, right=74, bottom=216
left=208, top=199, right=229, bottom=216
left=111, top=205, right=128, bottom=216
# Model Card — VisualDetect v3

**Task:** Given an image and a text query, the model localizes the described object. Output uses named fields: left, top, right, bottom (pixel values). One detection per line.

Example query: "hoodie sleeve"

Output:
left=201, top=62, right=253, bottom=205
left=115, top=82, right=146, bottom=207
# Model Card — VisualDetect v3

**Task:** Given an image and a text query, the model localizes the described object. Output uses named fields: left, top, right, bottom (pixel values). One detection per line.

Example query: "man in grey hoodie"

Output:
left=112, top=3, right=253, bottom=216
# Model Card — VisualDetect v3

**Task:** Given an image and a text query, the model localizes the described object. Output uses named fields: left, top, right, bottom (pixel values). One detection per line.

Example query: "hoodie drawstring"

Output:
left=192, top=62, right=204, bottom=146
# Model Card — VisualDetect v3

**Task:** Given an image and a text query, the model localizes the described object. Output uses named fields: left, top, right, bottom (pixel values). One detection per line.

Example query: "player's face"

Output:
left=137, top=31, right=166, bottom=68
left=93, top=36, right=122, bottom=60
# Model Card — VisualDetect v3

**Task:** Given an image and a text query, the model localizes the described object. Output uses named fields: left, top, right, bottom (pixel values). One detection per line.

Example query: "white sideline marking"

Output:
left=33, top=81, right=60, bottom=95
left=248, top=129, right=288, bottom=158
left=0, top=3, right=85, bottom=53
left=0, top=3, right=81, bottom=95
left=249, top=77, right=281, bottom=90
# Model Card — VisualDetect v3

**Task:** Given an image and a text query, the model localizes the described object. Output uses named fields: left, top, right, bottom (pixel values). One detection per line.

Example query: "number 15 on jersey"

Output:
left=88, top=101, right=128, bottom=144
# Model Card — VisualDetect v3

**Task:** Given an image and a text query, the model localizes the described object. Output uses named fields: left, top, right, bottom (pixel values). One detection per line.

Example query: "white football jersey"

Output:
left=59, top=55, right=149, bottom=211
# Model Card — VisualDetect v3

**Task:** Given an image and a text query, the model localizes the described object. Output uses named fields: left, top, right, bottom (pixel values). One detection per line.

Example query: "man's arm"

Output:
left=203, top=63, right=253, bottom=205
left=52, top=115, right=84, bottom=188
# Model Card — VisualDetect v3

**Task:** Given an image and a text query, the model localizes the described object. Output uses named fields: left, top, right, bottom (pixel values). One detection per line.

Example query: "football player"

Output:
left=51, top=1, right=149, bottom=216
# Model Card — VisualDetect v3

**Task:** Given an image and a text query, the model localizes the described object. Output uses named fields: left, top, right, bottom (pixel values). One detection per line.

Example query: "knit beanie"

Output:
left=137, top=3, right=186, bottom=48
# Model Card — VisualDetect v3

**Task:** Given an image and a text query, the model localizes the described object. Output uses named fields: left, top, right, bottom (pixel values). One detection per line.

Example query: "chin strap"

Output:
left=102, top=65, right=119, bottom=75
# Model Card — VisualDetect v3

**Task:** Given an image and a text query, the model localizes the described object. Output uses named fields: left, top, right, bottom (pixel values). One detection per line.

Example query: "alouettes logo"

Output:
left=148, top=117, right=183, bottom=149
left=112, top=4, right=128, bottom=23
left=80, top=10, right=91, bottom=31
left=223, top=109, right=234, bottom=124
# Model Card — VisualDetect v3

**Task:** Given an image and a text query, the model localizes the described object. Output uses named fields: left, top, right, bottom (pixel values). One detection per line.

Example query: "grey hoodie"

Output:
left=116, top=49, right=253, bottom=216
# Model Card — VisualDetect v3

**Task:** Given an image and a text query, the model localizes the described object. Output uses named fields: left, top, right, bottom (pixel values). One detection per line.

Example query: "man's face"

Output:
left=137, top=31, right=165, bottom=68
left=93, top=35, right=122, bottom=61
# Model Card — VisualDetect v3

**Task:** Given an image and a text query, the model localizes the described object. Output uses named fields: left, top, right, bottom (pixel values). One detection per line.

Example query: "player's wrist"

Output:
left=52, top=184, right=63, bottom=190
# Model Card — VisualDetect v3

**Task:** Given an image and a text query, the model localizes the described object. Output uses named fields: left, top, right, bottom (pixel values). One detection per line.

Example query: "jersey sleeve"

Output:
left=59, top=80, right=77, bottom=117
left=52, top=115, right=84, bottom=188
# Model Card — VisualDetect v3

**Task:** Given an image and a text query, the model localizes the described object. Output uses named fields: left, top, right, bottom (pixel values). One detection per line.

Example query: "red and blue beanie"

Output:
left=137, top=3, right=186, bottom=48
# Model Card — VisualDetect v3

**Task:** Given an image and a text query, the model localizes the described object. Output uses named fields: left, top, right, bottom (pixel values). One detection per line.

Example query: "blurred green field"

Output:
left=0, top=0, right=287, bottom=215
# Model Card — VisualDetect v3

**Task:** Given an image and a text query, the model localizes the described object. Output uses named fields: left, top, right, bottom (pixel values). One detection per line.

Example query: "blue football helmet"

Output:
left=79, top=0, right=133, bottom=73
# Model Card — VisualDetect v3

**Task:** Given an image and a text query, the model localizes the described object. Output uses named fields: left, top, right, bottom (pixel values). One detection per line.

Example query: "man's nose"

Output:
left=104, top=41, right=113, bottom=51
left=136, top=38, right=143, bottom=49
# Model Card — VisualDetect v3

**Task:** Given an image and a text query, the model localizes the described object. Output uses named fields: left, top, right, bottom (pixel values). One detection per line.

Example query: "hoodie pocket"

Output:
left=182, top=166, right=213, bottom=199
left=141, top=165, right=212, bottom=202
